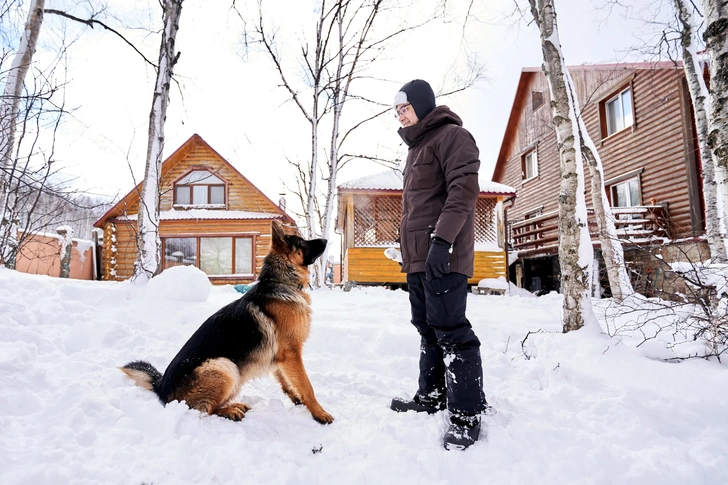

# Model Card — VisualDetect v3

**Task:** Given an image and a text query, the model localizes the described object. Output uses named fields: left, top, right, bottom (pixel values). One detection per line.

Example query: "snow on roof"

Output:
left=339, top=170, right=516, bottom=195
left=118, top=209, right=285, bottom=221
left=339, top=170, right=404, bottom=191
left=479, top=179, right=517, bottom=195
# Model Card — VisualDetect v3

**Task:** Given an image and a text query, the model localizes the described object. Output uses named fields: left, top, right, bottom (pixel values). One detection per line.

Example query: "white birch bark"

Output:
left=529, top=0, right=597, bottom=332
left=702, top=0, right=728, bottom=260
left=0, top=0, right=44, bottom=267
left=316, top=0, right=379, bottom=287
left=133, top=0, right=183, bottom=282
left=580, top=130, right=634, bottom=300
left=675, top=0, right=728, bottom=263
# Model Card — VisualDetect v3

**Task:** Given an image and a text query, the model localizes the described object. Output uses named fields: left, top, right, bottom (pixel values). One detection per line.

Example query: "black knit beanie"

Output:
left=394, top=79, right=436, bottom=121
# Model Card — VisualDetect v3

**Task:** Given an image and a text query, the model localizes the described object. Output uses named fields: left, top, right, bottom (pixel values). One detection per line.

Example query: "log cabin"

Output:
left=492, top=62, right=709, bottom=295
left=335, top=169, right=516, bottom=287
left=93, top=134, right=295, bottom=285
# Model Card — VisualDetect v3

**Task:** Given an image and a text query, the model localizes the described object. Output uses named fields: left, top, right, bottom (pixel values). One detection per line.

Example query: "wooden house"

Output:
left=335, top=170, right=516, bottom=286
left=93, top=134, right=295, bottom=285
left=492, top=62, right=707, bottom=294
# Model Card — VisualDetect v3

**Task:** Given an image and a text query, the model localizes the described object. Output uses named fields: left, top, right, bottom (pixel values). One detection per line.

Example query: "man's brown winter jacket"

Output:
left=398, top=106, right=480, bottom=277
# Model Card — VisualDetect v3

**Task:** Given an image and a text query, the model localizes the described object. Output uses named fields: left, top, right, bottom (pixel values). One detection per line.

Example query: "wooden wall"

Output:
left=496, top=67, right=700, bottom=239
left=103, top=218, right=278, bottom=285
left=342, top=247, right=506, bottom=285
left=158, top=144, right=281, bottom=214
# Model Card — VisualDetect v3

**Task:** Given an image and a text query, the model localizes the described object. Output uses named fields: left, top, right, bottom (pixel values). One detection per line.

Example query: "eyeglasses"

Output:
left=394, top=104, right=411, bottom=118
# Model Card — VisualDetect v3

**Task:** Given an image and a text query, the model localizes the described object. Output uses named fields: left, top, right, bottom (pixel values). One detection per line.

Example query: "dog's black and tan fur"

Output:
left=120, top=220, right=333, bottom=424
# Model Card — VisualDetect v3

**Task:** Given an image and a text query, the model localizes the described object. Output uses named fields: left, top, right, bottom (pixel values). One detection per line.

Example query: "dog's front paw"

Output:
left=216, top=402, right=251, bottom=421
left=313, top=410, right=334, bottom=424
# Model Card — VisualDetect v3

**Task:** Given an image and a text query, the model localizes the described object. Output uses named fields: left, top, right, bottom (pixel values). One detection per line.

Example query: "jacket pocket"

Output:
left=408, top=146, right=438, bottom=190
left=406, top=218, right=435, bottom=260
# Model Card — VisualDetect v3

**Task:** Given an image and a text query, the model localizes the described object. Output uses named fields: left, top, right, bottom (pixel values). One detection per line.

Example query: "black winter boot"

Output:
left=390, top=394, right=445, bottom=414
left=443, top=414, right=481, bottom=450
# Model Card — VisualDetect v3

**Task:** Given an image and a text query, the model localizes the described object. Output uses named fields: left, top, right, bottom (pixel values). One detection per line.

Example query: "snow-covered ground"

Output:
left=1, top=267, right=726, bottom=484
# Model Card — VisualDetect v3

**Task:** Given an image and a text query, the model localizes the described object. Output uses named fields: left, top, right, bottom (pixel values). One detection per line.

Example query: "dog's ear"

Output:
left=271, top=220, right=288, bottom=251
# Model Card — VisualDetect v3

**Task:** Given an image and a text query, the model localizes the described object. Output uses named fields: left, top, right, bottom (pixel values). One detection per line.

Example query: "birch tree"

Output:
left=133, top=0, right=183, bottom=282
left=528, top=0, right=599, bottom=331
left=247, top=0, right=477, bottom=286
left=0, top=0, right=44, bottom=268
left=701, top=0, right=728, bottom=261
left=579, top=122, right=634, bottom=301
left=673, top=0, right=727, bottom=261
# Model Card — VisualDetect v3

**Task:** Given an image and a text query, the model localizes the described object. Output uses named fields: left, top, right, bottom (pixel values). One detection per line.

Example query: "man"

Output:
left=390, top=79, right=487, bottom=450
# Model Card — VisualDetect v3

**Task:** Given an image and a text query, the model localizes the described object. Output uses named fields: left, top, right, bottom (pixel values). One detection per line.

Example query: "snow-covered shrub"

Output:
left=600, top=240, right=728, bottom=361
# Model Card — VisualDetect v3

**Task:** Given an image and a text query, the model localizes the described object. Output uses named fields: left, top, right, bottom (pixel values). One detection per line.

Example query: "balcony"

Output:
left=510, top=205, right=670, bottom=256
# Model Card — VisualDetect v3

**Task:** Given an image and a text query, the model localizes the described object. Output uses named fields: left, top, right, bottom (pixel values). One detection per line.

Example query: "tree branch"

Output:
left=44, top=9, right=157, bottom=69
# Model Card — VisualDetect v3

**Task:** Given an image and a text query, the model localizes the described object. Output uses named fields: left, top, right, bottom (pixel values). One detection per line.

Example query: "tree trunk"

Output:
left=134, top=0, right=183, bottom=282
left=702, top=0, right=728, bottom=261
left=529, top=0, right=597, bottom=332
left=680, top=0, right=728, bottom=262
left=581, top=140, right=633, bottom=301
left=0, top=0, right=45, bottom=268
left=57, top=226, right=73, bottom=278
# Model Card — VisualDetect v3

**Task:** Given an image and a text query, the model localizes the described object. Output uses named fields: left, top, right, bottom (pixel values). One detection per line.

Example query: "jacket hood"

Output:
left=397, top=105, right=462, bottom=147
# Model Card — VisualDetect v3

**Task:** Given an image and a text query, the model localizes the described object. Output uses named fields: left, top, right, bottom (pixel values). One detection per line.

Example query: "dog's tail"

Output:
left=120, top=360, right=163, bottom=398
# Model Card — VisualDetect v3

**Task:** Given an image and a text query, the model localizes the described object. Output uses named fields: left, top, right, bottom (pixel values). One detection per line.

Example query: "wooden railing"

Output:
left=510, top=205, right=669, bottom=255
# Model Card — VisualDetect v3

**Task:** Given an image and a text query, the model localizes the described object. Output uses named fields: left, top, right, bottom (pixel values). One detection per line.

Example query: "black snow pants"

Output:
left=406, top=271, right=487, bottom=417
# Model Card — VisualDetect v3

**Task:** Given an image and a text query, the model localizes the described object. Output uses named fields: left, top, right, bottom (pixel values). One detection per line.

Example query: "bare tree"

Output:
left=245, top=0, right=481, bottom=286
left=580, top=123, right=634, bottom=302
left=527, top=0, right=598, bottom=332
left=701, top=0, right=728, bottom=261
left=133, top=0, right=184, bottom=283
left=0, top=0, right=44, bottom=268
left=672, top=0, right=727, bottom=261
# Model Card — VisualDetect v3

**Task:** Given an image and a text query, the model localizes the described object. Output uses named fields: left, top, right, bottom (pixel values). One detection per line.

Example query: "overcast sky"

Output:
left=19, top=0, right=676, bottom=208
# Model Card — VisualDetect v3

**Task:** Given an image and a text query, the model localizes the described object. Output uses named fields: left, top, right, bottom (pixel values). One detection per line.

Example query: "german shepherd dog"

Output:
left=120, top=220, right=333, bottom=424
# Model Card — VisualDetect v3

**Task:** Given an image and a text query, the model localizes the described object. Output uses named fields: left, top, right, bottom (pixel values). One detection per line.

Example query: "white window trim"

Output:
left=523, top=149, right=539, bottom=181
left=605, top=88, right=634, bottom=137
left=609, top=177, right=642, bottom=208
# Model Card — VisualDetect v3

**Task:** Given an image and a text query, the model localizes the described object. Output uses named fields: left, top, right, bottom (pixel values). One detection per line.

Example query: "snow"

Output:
left=669, top=261, right=728, bottom=297
left=146, top=265, right=213, bottom=302
left=120, top=209, right=286, bottom=221
left=1, top=267, right=727, bottom=484
left=340, top=169, right=516, bottom=195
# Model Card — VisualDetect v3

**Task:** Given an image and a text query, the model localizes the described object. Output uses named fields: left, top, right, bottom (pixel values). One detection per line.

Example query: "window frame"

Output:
left=600, top=84, right=635, bottom=139
left=161, top=233, right=257, bottom=277
left=604, top=168, right=644, bottom=208
left=172, top=168, right=228, bottom=208
left=609, top=177, right=642, bottom=208
left=522, top=148, right=539, bottom=181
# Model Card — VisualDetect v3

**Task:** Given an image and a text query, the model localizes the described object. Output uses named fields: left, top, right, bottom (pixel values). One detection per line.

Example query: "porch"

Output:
left=510, top=205, right=670, bottom=257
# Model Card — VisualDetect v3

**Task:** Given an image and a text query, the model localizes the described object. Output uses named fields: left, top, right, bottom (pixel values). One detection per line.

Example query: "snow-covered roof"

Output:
left=338, top=170, right=516, bottom=195
left=339, top=170, right=403, bottom=191
left=117, top=209, right=286, bottom=221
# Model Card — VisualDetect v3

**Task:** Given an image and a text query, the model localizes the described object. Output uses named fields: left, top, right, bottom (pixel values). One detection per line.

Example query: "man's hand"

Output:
left=425, top=237, right=451, bottom=281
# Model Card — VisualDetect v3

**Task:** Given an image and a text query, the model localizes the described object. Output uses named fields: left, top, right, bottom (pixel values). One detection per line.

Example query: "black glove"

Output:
left=425, top=237, right=451, bottom=281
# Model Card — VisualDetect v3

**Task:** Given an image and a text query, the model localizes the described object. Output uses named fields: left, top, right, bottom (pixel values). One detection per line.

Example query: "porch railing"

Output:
left=510, top=205, right=669, bottom=255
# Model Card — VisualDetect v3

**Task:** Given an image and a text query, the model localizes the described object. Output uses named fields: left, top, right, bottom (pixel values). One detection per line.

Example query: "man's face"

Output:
left=396, top=103, right=419, bottom=128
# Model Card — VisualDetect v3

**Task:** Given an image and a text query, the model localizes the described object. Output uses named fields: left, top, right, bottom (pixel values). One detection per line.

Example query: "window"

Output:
left=532, top=91, right=544, bottom=111
left=522, top=149, right=538, bottom=181
left=162, top=236, right=254, bottom=275
left=605, top=88, right=633, bottom=136
left=174, top=170, right=226, bottom=206
left=163, top=237, right=196, bottom=267
left=610, top=178, right=641, bottom=208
